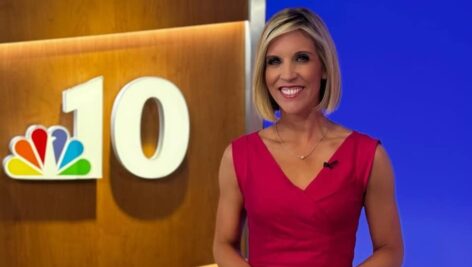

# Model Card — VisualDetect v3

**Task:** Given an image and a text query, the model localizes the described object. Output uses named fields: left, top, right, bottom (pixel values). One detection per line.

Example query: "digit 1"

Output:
left=62, top=76, right=103, bottom=178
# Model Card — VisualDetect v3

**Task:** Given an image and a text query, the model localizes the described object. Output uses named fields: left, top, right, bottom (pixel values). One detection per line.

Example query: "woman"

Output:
left=213, top=8, right=403, bottom=267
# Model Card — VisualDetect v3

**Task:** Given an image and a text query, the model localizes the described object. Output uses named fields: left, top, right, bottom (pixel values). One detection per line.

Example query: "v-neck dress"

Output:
left=231, top=131, right=379, bottom=267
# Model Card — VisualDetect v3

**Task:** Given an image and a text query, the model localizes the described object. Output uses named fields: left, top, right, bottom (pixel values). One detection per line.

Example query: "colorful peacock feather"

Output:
left=2, top=125, right=91, bottom=179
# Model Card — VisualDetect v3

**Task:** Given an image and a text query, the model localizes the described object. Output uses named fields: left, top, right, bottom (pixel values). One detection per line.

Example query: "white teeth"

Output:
left=280, top=87, right=303, bottom=97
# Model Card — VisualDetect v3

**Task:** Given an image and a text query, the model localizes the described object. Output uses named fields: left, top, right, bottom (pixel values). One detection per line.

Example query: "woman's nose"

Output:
left=280, top=63, right=297, bottom=81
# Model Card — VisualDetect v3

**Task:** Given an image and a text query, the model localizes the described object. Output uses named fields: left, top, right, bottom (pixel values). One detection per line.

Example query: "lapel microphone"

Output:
left=323, top=160, right=339, bottom=169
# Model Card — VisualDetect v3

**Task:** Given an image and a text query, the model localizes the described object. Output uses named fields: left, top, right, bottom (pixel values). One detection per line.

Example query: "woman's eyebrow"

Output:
left=295, top=50, right=315, bottom=54
left=266, top=50, right=315, bottom=56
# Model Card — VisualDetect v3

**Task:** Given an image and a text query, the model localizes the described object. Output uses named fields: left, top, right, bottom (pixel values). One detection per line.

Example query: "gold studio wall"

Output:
left=0, top=0, right=265, bottom=266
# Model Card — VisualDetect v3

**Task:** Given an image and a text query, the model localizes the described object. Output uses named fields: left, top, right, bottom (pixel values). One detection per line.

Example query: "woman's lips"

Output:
left=280, top=86, right=303, bottom=98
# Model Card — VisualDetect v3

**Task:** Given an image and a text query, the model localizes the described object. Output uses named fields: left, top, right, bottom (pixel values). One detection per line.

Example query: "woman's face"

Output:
left=265, top=30, right=325, bottom=116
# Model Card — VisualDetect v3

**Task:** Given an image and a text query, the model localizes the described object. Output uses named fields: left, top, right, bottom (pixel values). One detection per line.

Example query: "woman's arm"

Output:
left=213, top=145, right=251, bottom=267
left=357, top=145, right=404, bottom=267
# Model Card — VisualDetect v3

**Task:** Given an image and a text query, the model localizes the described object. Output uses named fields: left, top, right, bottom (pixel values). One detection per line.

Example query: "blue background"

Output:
left=266, top=1, right=472, bottom=266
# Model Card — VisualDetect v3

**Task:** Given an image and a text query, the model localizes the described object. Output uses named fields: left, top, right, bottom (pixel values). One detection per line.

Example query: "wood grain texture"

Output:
left=0, top=0, right=248, bottom=43
left=0, top=21, right=246, bottom=267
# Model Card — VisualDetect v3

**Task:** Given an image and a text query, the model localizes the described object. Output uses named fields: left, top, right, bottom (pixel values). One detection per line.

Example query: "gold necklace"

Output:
left=274, top=122, right=326, bottom=160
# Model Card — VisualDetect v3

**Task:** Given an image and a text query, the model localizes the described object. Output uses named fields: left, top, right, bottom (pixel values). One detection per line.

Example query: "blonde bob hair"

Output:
left=253, top=8, right=342, bottom=121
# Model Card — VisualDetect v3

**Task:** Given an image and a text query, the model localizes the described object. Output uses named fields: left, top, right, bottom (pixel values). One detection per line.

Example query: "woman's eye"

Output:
left=266, top=57, right=281, bottom=65
left=296, top=54, right=310, bottom=62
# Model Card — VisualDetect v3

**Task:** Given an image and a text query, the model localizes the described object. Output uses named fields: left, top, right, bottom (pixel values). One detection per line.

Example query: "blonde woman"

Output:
left=213, top=8, right=403, bottom=267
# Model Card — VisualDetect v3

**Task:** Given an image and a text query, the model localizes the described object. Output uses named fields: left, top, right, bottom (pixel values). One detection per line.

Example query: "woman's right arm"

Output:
left=213, top=145, right=251, bottom=267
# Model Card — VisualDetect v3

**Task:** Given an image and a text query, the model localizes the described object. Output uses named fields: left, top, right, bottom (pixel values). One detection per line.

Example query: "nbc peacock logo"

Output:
left=3, top=125, right=91, bottom=180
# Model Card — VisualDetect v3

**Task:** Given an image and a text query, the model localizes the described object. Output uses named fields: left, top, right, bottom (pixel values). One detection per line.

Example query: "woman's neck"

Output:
left=276, top=110, right=330, bottom=144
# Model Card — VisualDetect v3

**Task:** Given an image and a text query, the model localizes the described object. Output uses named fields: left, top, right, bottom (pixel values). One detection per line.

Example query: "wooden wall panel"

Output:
left=0, top=22, right=245, bottom=266
left=0, top=0, right=247, bottom=43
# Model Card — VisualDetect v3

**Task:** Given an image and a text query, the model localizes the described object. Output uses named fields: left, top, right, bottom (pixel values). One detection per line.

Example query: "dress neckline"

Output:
left=254, top=130, right=356, bottom=192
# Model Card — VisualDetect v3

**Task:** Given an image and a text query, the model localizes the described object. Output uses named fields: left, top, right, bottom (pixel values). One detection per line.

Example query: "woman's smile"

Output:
left=279, top=86, right=304, bottom=98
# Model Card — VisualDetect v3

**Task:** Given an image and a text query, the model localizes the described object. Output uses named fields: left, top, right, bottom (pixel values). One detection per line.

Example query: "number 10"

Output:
left=63, top=76, right=190, bottom=179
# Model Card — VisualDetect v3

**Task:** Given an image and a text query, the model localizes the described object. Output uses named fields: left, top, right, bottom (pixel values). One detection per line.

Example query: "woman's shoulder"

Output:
left=257, top=125, right=277, bottom=143
left=323, top=124, right=382, bottom=153
left=326, top=123, right=378, bottom=142
left=326, top=123, right=352, bottom=139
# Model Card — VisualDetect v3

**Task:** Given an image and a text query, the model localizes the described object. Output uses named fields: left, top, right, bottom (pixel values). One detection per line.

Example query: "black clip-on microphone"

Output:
left=323, top=160, right=339, bottom=169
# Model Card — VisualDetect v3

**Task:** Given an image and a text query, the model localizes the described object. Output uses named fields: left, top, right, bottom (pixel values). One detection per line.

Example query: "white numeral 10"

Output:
left=63, top=76, right=190, bottom=179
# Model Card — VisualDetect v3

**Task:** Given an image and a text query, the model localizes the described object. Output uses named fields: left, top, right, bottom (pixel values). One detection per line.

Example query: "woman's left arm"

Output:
left=357, top=145, right=404, bottom=267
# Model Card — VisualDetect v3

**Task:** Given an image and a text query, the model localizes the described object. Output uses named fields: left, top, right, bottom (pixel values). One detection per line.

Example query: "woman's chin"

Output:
left=278, top=106, right=318, bottom=117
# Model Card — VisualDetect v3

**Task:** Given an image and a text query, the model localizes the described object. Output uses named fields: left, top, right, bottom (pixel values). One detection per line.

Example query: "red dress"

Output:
left=231, top=131, right=379, bottom=267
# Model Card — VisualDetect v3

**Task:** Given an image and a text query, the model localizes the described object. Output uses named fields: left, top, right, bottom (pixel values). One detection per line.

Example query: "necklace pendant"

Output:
left=299, top=155, right=306, bottom=160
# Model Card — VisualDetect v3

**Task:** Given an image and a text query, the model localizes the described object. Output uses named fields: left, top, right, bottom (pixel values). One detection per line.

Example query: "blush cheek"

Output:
left=265, top=69, right=277, bottom=88
left=265, top=74, right=279, bottom=99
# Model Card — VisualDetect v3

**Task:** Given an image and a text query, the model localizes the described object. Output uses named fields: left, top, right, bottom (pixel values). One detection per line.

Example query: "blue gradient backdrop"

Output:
left=267, top=1, right=472, bottom=266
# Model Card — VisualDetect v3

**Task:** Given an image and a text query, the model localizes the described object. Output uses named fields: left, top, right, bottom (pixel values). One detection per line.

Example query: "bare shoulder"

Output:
left=374, top=143, right=390, bottom=162
left=326, top=121, right=352, bottom=137
left=258, top=126, right=277, bottom=142
left=219, top=144, right=235, bottom=178
left=323, top=122, right=353, bottom=147
left=257, top=126, right=281, bottom=151
left=221, top=143, right=233, bottom=163
left=218, top=143, right=240, bottom=190
left=370, top=144, right=394, bottom=184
